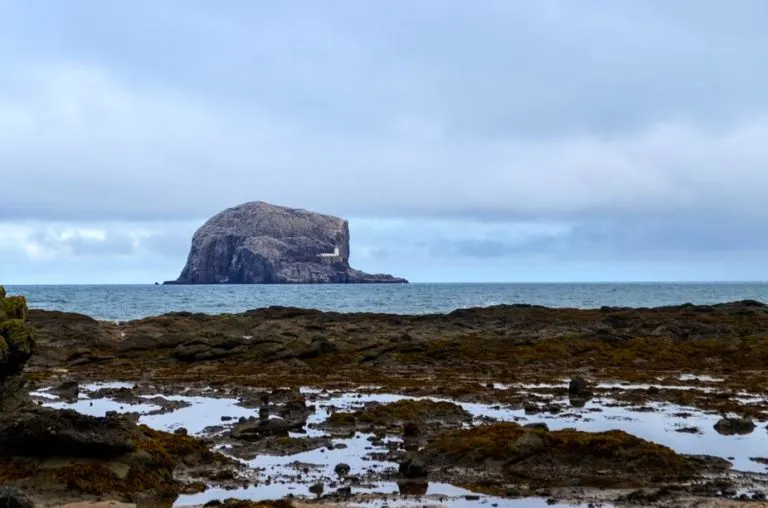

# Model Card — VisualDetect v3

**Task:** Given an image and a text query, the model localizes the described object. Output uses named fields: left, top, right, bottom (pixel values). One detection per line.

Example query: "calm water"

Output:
left=5, top=282, right=768, bottom=321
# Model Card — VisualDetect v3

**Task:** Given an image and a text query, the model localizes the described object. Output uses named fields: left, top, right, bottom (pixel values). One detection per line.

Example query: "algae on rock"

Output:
left=0, top=288, right=36, bottom=410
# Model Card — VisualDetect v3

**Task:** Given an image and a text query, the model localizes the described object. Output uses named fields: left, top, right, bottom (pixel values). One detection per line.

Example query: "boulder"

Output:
left=0, top=407, right=135, bottom=458
left=165, top=201, right=407, bottom=284
left=50, top=380, right=80, bottom=401
left=0, top=486, right=34, bottom=508
left=714, top=417, right=756, bottom=435
left=0, top=289, right=36, bottom=411
left=398, top=457, right=428, bottom=478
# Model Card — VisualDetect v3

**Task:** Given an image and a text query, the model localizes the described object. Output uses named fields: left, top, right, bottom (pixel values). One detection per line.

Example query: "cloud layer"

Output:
left=2, top=1, right=768, bottom=282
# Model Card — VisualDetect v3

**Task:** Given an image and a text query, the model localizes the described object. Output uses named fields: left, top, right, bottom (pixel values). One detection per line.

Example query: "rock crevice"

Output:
left=166, top=201, right=407, bottom=284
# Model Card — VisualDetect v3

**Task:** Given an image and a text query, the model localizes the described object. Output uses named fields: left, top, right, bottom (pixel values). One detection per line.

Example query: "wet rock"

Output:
left=0, top=407, right=134, bottom=458
left=0, top=486, right=34, bottom=508
left=334, top=463, right=351, bottom=476
left=568, top=377, right=591, bottom=397
left=229, top=436, right=331, bottom=459
left=524, top=404, right=540, bottom=415
left=524, top=422, right=549, bottom=431
left=325, top=399, right=470, bottom=438
left=714, top=417, right=756, bottom=435
left=418, top=423, right=727, bottom=488
left=397, top=480, right=428, bottom=496
left=50, top=380, right=79, bottom=401
left=568, top=395, right=588, bottom=408
left=172, top=342, right=235, bottom=362
left=308, top=482, right=324, bottom=496
left=0, top=290, right=36, bottom=411
left=230, top=417, right=301, bottom=440
left=403, top=422, right=420, bottom=437
left=675, top=426, right=701, bottom=434
left=334, top=486, right=352, bottom=497
left=399, top=458, right=428, bottom=478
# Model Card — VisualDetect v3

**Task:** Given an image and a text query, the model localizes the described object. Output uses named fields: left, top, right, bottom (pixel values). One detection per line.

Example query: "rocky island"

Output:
left=165, top=201, right=407, bottom=285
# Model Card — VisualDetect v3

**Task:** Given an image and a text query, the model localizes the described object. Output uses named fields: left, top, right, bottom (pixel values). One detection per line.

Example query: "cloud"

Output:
left=2, top=1, right=768, bottom=282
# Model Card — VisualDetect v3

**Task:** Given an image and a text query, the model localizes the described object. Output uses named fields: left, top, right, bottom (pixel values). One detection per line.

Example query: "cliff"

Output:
left=166, top=201, right=408, bottom=284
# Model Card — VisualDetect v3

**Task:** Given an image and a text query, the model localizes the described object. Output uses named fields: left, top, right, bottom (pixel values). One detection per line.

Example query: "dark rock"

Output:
left=524, top=404, right=540, bottom=414
left=714, top=417, right=756, bottom=435
left=403, top=422, right=420, bottom=437
left=0, top=486, right=34, bottom=508
left=399, top=457, right=428, bottom=478
left=334, top=486, right=352, bottom=497
left=0, top=290, right=36, bottom=411
left=230, top=417, right=302, bottom=440
left=50, top=380, right=79, bottom=401
left=0, top=407, right=134, bottom=458
left=398, top=480, right=428, bottom=496
left=524, top=422, right=550, bottom=431
left=568, top=377, right=591, bottom=397
left=334, top=463, right=351, bottom=476
left=165, top=201, right=408, bottom=285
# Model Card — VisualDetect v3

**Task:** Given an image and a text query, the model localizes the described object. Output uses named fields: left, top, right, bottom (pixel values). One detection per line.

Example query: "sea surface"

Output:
left=5, top=282, right=768, bottom=322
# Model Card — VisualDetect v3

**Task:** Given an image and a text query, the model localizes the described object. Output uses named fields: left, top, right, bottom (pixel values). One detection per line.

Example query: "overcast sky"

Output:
left=2, top=0, right=768, bottom=284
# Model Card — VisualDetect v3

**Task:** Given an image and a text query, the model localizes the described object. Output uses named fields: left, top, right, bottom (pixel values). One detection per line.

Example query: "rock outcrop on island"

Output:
left=165, top=201, right=408, bottom=284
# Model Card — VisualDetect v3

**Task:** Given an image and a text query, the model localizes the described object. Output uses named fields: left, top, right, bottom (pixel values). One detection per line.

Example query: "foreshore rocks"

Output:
left=166, top=201, right=407, bottom=284
left=0, top=287, right=237, bottom=504
left=26, top=299, right=768, bottom=388
left=413, top=422, right=730, bottom=490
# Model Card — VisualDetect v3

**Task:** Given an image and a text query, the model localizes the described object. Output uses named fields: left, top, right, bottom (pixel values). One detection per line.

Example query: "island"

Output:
left=164, top=201, right=408, bottom=284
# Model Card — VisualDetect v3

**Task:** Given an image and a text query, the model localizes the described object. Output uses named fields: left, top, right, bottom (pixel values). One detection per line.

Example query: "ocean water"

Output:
left=5, top=282, right=768, bottom=321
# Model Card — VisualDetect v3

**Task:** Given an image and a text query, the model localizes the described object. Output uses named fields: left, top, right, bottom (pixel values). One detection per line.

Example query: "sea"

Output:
left=5, top=282, right=768, bottom=322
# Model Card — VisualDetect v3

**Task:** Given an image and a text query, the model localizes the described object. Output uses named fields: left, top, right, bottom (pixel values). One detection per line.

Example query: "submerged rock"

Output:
left=714, top=417, right=756, bottom=435
left=166, top=201, right=407, bottom=284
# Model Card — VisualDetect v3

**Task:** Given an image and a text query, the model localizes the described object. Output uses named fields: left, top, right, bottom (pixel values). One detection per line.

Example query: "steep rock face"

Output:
left=167, top=201, right=407, bottom=284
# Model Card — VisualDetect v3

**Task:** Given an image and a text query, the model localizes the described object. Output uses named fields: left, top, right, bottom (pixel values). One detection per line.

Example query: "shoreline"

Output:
left=29, top=296, right=768, bottom=322
left=5, top=295, right=768, bottom=506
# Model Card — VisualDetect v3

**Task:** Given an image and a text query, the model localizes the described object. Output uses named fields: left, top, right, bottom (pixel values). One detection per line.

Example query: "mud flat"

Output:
left=12, top=299, right=768, bottom=506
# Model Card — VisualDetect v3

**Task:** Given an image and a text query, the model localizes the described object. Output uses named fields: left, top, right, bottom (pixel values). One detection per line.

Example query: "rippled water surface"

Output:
left=7, top=282, right=768, bottom=321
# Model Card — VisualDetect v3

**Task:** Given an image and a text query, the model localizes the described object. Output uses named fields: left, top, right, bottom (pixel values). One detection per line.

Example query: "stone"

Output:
left=334, top=463, right=351, bottom=476
left=50, top=379, right=80, bottom=401
left=229, top=416, right=302, bottom=440
left=165, top=201, right=408, bottom=284
left=0, top=289, right=36, bottom=411
left=568, top=377, right=591, bottom=397
left=0, top=486, right=34, bottom=508
left=0, top=407, right=135, bottom=458
left=399, top=457, right=428, bottom=478
left=714, top=417, right=756, bottom=435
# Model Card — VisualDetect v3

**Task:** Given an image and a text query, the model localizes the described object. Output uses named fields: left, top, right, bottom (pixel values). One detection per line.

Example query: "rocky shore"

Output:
left=6, top=289, right=768, bottom=506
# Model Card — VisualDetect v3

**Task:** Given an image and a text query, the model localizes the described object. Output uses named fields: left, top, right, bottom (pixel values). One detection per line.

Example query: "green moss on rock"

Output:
left=2, top=297, right=28, bottom=321
left=0, top=287, right=36, bottom=376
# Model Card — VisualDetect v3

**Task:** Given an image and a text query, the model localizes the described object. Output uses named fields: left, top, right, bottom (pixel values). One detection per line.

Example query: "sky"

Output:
left=2, top=0, right=768, bottom=284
